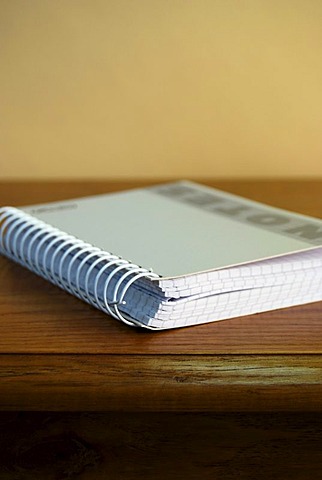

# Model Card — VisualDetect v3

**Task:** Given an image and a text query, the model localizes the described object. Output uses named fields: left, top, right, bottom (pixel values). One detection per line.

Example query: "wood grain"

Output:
left=1, top=412, right=322, bottom=480
left=0, top=181, right=321, bottom=355
left=0, top=180, right=321, bottom=413
left=0, top=354, right=322, bottom=412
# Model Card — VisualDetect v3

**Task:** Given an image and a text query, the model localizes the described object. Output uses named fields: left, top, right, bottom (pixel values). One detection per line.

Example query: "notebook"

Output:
left=0, top=180, right=321, bottom=330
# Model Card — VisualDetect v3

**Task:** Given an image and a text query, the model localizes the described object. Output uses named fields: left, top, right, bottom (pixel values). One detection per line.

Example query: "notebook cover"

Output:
left=21, top=180, right=322, bottom=278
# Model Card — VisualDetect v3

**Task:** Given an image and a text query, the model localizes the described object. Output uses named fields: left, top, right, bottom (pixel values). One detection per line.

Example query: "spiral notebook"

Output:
left=1, top=181, right=321, bottom=330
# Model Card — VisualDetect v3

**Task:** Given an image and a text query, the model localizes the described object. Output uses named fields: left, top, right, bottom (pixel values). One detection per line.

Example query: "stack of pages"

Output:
left=0, top=181, right=321, bottom=330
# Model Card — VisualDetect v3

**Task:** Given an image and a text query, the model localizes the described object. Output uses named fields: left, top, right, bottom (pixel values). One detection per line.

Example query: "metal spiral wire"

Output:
left=0, top=206, right=159, bottom=326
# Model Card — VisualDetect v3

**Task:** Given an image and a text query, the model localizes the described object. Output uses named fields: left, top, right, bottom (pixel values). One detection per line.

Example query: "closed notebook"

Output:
left=0, top=181, right=321, bottom=330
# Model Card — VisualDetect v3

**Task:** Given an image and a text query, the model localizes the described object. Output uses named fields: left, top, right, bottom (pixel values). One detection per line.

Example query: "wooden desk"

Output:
left=0, top=180, right=322, bottom=479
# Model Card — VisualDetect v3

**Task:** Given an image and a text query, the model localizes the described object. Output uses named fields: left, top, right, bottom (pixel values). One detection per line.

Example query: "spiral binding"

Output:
left=0, top=206, right=159, bottom=327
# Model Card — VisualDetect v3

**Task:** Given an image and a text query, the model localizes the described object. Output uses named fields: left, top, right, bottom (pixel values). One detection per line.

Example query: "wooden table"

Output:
left=0, top=180, right=322, bottom=479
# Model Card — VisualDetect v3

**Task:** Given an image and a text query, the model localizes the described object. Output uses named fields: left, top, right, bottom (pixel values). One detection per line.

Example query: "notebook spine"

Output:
left=0, top=206, right=159, bottom=327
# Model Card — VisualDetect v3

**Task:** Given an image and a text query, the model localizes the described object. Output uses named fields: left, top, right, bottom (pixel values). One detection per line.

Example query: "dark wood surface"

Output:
left=1, top=412, right=322, bottom=480
left=0, top=180, right=322, bottom=412
left=1, top=180, right=322, bottom=479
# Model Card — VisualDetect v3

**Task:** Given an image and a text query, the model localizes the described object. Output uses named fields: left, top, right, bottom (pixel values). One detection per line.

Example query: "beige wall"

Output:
left=1, top=0, right=322, bottom=180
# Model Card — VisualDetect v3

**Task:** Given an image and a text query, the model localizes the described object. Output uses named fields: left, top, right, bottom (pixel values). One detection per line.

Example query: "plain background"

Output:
left=1, top=0, right=322, bottom=180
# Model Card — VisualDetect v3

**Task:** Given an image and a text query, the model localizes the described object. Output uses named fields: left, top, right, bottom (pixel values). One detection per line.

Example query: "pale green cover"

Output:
left=22, top=181, right=322, bottom=278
